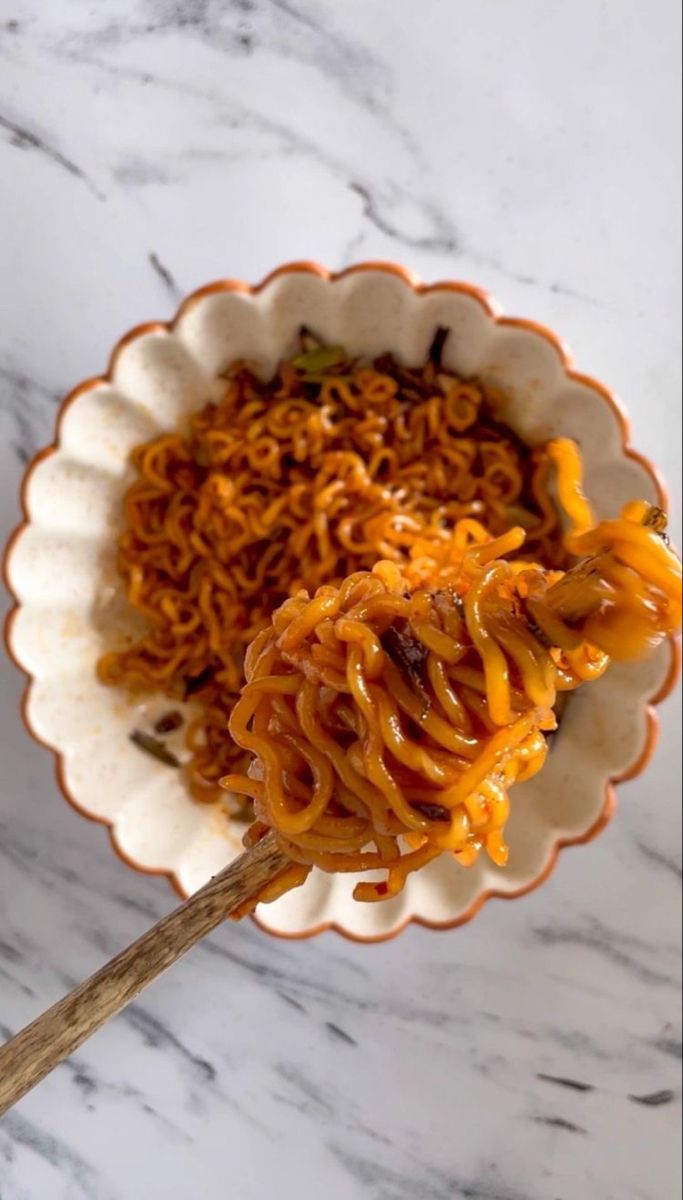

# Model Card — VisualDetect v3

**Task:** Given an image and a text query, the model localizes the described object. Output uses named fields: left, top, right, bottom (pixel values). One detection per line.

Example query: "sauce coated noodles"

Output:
left=223, top=443, right=681, bottom=907
left=99, top=335, right=681, bottom=907
left=99, top=333, right=567, bottom=805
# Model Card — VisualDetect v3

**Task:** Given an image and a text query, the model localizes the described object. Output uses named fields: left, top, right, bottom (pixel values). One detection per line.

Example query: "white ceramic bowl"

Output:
left=3, top=263, right=677, bottom=942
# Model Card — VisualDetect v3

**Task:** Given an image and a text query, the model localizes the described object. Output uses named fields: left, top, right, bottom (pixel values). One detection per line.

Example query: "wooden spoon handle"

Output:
left=0, top=833, right=289, bottom=1117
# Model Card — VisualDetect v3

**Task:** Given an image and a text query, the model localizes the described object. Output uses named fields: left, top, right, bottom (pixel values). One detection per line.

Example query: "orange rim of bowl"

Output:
left=2, top=260, right=680, bottom=943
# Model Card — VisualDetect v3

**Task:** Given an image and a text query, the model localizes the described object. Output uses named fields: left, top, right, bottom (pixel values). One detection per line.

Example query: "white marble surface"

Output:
left=0, top=1, right=681, bottom=1197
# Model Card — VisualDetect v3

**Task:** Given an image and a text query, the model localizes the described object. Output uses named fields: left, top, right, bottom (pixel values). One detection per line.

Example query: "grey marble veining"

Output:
left=0, top=1, right=681, bottom=1197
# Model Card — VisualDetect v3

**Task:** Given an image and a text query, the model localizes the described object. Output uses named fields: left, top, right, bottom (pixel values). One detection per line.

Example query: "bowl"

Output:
left=3, top=262, right=678, bottom=942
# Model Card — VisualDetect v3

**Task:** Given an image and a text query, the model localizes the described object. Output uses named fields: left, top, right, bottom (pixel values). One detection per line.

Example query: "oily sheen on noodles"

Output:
left=99, top=333, right=567, bottom=805
left=223, top=441, right=681, bottom=908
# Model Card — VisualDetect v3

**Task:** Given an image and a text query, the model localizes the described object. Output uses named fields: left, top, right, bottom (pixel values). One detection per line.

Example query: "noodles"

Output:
left=224, top=445, right=681, bottom=906
left=99, top=332, right=568, bottom=801
left=98, top=328, right=681, bottom=910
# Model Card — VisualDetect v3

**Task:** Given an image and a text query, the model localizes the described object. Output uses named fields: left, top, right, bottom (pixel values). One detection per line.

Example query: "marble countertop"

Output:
left=1, top=2, right=681, bottom=1197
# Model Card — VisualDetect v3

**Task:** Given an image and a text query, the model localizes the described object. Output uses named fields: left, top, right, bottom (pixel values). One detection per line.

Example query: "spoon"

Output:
left=2, top=512, right=677, bottom=1116
left=0, top=832, right=288, bottom=1117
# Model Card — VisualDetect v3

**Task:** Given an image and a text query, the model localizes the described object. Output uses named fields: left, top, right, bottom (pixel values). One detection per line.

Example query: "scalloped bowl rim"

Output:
left=2, top=260, right=679, bottom=943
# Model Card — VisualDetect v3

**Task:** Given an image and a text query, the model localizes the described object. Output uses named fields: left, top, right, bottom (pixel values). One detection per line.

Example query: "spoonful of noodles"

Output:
left=0, top=441, right=680, bottom=1115
left=222, top=440, right=682, bottom=906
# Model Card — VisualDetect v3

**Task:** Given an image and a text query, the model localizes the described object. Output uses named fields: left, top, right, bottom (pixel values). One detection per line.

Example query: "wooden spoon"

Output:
left=0, top=832, right=289, bottom=1117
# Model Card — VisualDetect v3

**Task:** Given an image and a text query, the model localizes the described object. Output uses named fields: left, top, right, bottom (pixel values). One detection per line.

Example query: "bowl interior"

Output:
left=5, top=267, right=673, bottom=940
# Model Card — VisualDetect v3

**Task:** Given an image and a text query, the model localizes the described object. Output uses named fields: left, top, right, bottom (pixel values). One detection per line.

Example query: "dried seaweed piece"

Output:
left=428, top=326, right=450, bottom=366
left=411, top=801, right=450, bottom=822
left=381, top=621, right=429, bottom=700
left=154, top=710, right=184, bottom=734
left=130, top=730, right=180, bottom=767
